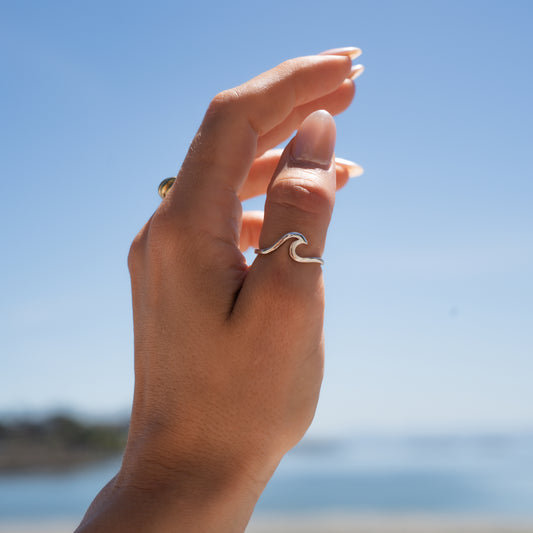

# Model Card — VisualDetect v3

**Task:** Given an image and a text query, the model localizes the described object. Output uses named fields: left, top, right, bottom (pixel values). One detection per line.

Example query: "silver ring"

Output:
left=254, top=232, right=324, bottom=265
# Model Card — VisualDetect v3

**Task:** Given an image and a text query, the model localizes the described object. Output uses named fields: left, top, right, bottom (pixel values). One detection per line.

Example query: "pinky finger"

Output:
left=335, top=157, right=364, bottom=189
left=240, top=210, right=264, bottom=252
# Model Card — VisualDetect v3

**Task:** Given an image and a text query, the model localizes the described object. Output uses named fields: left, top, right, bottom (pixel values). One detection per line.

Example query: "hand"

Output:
left=77, top=49, right=360, bottom=533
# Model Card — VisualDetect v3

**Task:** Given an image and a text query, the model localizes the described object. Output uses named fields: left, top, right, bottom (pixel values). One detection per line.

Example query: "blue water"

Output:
left=258, top=433, right=533, bottom=517
left=1, top=433, right=532, bottom=520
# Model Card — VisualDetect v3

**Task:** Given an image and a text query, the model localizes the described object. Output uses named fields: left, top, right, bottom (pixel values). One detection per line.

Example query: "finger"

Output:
left=318, top=46, right=362, bottom=60
left=156, top=55, right=354, bottom=316
left=239, top=149, right=284, bottom=200
left=334, top=157, right=364, bottom=188
left=240, top=149, right=363, bottom=201
left=169, top=55, right=352, bottom=209
left=239, top=211, right=264, bottom=252
left=256, top=79, right=355, bottom=156
left=257, top=110, right=336, bottom=269
left=233, top=110, right=337, bottom=319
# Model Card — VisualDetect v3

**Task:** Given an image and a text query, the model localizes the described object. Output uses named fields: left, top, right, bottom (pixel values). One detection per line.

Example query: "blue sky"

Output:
left=1, top=1, right=532, bottom=435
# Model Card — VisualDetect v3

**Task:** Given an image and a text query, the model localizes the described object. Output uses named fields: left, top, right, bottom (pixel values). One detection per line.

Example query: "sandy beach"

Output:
left=248, top=515, right=533, bottom=533
left=2, top=515, right=533, bottom=533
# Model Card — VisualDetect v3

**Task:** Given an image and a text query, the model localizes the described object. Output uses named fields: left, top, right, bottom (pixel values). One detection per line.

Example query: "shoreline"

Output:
left=2, top=514, right=533, bottom=533
left=248, top=514, right=533, bottom=532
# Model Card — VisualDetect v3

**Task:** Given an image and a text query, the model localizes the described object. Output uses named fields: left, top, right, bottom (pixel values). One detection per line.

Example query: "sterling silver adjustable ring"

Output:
left=255, top=232, right=324, bottom=265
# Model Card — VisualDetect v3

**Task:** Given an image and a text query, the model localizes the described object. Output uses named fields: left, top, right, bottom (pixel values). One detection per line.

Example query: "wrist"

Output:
left=77, top=441, right=280, bottom=533
left=117, top=461, right=270, bottom=532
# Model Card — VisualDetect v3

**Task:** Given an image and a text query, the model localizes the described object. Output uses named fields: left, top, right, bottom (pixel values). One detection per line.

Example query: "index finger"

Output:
left=171, top=55, right=353, bottom=204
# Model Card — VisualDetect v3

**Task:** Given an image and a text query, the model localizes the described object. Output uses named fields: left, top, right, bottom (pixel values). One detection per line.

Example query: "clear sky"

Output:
left=1, top=1, right=532, bottom=435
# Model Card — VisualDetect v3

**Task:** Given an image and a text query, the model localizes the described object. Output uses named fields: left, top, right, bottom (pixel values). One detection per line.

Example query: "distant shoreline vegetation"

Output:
left=0, top=414, right=128, bottom=473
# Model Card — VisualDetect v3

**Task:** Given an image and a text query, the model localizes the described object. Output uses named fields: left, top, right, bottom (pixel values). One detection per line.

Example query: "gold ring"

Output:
left=158, top=177, right=176, bottom=199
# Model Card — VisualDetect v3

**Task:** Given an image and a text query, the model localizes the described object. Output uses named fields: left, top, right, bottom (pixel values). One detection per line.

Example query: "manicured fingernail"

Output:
left=319, top=47, right=362, bottom=60
left=349, top=64, right=365, bottom=80
left=335, top=157, right=364, bottom=178
left=292, top=110, right=336, bottom=167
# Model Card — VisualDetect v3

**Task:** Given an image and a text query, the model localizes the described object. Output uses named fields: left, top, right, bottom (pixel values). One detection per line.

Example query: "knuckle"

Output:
left=277, top=57, right=305, bottom=75
left=276, top=59, right=295, bottom=77
left=145, top=210, right=182, bottom=259
left=206, top=88, right=241, bottom=117
left=268, top=175, right=334, bottom=218
left=127, top=225, right=148, bottom=274
left=128, top=210, right=183, bottom=275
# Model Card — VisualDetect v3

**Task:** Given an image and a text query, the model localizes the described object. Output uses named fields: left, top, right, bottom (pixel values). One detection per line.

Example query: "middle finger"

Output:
left=239, top=149, right=364, bottom=201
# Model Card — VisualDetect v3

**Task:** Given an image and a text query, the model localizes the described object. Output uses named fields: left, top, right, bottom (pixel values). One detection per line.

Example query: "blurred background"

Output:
left=1, top=1, right=532, bottom=532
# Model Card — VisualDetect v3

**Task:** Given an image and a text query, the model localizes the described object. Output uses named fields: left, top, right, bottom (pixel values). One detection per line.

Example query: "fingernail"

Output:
left=291, top=110, right=336, bottom=167
left=319, top=46, right=362, bottom=60
left=335, top=157, right=364, bottom=178
left=349, top=64, right=365, bottom=80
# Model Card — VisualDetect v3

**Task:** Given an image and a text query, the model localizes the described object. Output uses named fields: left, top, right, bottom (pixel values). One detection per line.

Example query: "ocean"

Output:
left=1, top=432, right=532, bottom=522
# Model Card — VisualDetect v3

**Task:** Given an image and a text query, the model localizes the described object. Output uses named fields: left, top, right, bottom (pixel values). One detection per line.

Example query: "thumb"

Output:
left=259, top=109, right=336, bottom=264
left=234, top=110, right=336, bottom=319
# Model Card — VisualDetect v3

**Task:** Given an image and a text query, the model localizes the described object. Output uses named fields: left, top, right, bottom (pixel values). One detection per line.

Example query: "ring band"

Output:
left=158, top=177, right=176, bottom=199
left=255, top=232, right=324, bottom=265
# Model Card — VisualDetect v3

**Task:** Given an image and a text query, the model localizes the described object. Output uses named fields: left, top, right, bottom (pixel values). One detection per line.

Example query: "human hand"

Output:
left=77, top=48, right=362, bottom=533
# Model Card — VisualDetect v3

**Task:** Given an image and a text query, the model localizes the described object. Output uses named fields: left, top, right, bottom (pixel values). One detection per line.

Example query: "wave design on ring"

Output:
left=254, top=232, right=324, bottom=265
